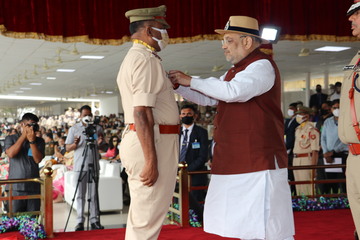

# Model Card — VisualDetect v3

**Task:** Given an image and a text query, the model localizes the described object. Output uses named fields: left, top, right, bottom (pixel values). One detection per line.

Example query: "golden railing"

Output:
left=170, top=163, right=347, bottom=227
left=0, top=171, right=54, bottom=238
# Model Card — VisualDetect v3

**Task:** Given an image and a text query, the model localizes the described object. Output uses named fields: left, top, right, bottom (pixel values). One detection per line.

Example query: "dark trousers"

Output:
left=288, top=152, right=296, bottom=195
left=12, top=191, right=40, bottom=213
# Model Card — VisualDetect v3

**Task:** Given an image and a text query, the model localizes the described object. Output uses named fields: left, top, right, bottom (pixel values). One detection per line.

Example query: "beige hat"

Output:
left=125, top=5, right=170, bottom=29
left=215, top=16, right=269, bottom=44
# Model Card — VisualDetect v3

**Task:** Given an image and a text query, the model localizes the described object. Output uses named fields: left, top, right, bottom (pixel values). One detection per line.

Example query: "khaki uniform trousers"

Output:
left=347, top=153, right=360, bottom=232
left=293, top=156, right=314, bottom=196
left=120, top=130, right=178, bottom=240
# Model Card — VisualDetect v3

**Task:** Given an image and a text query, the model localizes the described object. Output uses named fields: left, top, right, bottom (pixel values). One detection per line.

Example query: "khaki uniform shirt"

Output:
left=339, top=51, right=360, bottom=144
left=293, top=121, right=320, bottom=154
left=117, top=43, right=178, bottom=125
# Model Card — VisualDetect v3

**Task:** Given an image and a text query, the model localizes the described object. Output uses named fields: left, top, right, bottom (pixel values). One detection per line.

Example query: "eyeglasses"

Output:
left=221, top=35, right=248, bottom=46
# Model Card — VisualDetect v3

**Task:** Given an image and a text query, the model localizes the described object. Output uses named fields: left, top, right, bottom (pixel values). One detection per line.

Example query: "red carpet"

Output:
left=0, top=209, right=355, bottom=239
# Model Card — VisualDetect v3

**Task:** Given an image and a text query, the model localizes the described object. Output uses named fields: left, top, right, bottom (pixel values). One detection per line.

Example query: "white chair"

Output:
left=64, top=160, right=123, bottom=212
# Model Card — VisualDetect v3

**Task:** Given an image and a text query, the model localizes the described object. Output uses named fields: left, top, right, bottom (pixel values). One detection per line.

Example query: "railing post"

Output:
left=179, top=163, right=190, bottom=227
left=43, top=167, right=54, bottom=238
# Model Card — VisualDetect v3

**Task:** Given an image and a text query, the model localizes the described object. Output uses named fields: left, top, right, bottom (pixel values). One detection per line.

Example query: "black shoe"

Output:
left=75, top=223, right=84, bottom=231
left=355, top=230, right=359, bottom=240
left=91, top=222, right=104, bottom=230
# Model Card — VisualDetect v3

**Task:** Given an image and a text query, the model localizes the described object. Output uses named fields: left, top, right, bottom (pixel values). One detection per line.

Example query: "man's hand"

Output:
left=140, top=162, right=159, bottom=187
left=25, top=125, right=36, bottom=142
left=74, top=136, right=81, bottom=145
left=168, top=70, right=192, bottom=87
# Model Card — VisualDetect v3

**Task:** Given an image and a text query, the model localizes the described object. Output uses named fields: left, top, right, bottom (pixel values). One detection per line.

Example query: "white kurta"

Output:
left=175, top=58, right=295, bottom=240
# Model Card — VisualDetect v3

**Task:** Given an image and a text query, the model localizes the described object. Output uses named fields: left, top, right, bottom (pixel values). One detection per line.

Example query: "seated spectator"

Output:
left=103, top=136, right=120, bottom=160
left=54, top=136, right=67, bottom=161
left=44, top=133, right=56, bottom=156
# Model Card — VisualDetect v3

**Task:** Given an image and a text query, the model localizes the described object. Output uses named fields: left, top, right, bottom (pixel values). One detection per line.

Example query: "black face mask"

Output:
left=181, top=116, right=194, bottom=125
left=316, top=89, right=321, bottom=93
left=320, top=109, right=329, bottom=115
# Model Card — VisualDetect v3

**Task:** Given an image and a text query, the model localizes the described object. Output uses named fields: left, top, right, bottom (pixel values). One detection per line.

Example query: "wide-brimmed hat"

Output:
left=347, top=0, right=360, bottom=16
left=215, top=16, right=269, bottom=44
left=125, top=5, right=170, bottom=29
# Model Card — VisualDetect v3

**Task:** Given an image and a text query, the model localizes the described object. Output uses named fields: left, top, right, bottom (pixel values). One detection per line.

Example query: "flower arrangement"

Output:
left=292, top=196, right=349, bottom=211
left=0, top=215, right=46, bottom=240
left=168, top=203, right=202, bottom=227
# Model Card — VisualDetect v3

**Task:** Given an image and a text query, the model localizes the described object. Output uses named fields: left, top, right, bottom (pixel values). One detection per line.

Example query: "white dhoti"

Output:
left=204, top=168, right=295, bottom=240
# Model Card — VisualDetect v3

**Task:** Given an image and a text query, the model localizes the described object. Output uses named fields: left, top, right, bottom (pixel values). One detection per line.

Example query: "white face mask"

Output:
left=151, top=27, right=169, bottom=51
left=82, top=116, right=92, bottom=125
left=332, top=108, right=340, bottom=117
left=295, top=114, right=306, bottom=124
left=287, top=109, right=294, bottom=118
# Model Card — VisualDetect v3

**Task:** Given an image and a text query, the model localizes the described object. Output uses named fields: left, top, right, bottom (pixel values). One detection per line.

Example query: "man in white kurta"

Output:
left=169, top=16, right=294, bottom=240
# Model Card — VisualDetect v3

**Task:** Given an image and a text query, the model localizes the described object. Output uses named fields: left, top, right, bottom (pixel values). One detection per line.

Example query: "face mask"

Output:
left=287, top=109, right=294, bottom=118
left=316, top=88, right=321, bottom=93
left=332, top=109, right=340, bottom=117
left=151, top=27, right=169, bottom=50
left=296, top=114, right=306, bottom=124
left=82, top=116, right=92, bottom=125
left=181, top=116, right=194, bottom=125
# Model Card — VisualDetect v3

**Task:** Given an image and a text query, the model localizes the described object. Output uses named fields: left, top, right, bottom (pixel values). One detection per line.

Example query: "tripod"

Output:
left=64, top=136, right=101, bottom=232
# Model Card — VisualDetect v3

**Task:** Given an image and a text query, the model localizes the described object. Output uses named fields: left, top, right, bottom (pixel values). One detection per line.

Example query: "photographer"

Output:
left=4, top=113, right=45, bottom=214
left=65, top=105, right=104, bottom=231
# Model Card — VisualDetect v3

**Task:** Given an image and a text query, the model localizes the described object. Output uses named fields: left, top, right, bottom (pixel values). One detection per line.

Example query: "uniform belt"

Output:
left=128, top=123, right=180, bottom=134
left=293, top=153, right=312, bottom=158
left=349, top=143, right=360, bottom=155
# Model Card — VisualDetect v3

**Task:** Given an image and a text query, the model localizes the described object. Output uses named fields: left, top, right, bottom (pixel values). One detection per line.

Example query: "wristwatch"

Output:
left=29, top=141, right=36, bottom=144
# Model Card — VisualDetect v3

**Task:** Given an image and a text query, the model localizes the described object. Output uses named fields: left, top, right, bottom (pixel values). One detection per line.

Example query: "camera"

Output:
left=84, top=123, right=97, bottom=140
left=27, top=122, right=39, bottom=132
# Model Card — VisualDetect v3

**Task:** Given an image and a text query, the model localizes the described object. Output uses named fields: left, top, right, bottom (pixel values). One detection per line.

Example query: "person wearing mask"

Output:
left=169, top=16, right=294, bottom=240
left=117, top=6, right=179, bottom=240
left=4, top=113, right=45, bottom=214
left=316, top=101, right=333, bottom=131
left=329, top=81, right=342, bottom=101
left=103, top=135, right=120, bottom=160
left=309, top=84, right=328, bottom=109
left=321, top=99, right=347, bottom=193
left=285, top=102, right=300, bottom=195
left=293, top=107, right=320, bottom=196
left=339, top=2, right=360, bottom=238
left=179, top=104, right=208, bottom=200
left=65, top=105, right=104, bottom=231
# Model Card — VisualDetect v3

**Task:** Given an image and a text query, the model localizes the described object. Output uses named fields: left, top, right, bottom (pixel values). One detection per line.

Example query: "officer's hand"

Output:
left=140, top=162, right=159, bottom=187
left=168, top=70, right=192, bottom=87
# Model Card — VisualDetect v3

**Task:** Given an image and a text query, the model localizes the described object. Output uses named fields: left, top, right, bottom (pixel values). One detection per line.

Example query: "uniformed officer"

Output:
left=293, top=106, right=320, bottom=196
left=339, top=1, right=360, bottom=239
left=117, top=5, right=179, bottom=240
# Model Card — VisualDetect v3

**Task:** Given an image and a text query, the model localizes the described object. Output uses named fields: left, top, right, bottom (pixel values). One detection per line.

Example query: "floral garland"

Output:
left=292, top=196, right=349, bottom=211
left=0, top=215, right=46, bottom=240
